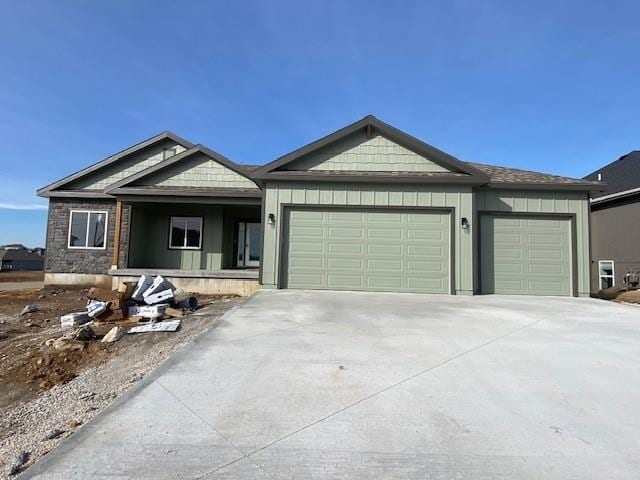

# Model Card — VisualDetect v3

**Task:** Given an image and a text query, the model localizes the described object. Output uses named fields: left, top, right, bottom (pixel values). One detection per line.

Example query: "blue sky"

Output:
left=1, top=0, right=639, bottom=247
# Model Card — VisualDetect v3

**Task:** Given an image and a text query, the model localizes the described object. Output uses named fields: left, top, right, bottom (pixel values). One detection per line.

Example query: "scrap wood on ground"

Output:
left=0, top=286, right=241, bottom=479
left=0, top=281, right=232, bottom=410
left=62, top=275, right=199, bottom=337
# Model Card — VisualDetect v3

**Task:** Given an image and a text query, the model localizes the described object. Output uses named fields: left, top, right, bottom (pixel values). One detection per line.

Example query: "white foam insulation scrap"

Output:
left=128, top=319, right=181, bottom=333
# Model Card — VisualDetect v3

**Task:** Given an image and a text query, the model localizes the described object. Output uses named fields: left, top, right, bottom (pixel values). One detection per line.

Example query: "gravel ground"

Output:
left=0, top=296, right=244, bottom=479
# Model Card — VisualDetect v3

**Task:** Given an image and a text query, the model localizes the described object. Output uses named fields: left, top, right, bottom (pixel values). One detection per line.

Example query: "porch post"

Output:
left=112, top=199, right=122, bottom=269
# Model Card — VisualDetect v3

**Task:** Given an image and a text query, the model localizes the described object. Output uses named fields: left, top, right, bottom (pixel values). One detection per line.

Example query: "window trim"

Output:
left=168, top=216, right=203, bottom=250
left=67, top=210, right=109, bottom=250
left=598, top=260, right=615, bottom=289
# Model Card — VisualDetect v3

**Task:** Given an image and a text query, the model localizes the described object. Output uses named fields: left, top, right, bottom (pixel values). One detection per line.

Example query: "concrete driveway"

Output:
left=22, top=290, right=640, bottom=479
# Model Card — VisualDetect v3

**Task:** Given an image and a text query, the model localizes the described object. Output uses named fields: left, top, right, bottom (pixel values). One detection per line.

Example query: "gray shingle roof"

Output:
left=0, top=249, right=44, bottom=261
left=583, top=151, right=640, bottom=198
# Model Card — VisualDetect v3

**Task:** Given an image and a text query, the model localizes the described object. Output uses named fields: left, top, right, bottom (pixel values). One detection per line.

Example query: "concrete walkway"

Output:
left=21, top=290, right=640, bottom=479
left=0, top=281, right=43, bottom=291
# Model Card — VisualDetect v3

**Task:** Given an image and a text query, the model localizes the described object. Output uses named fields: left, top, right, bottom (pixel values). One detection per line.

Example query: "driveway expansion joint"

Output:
left=156, top=382, right=277, bottom=480
left=201, top=317, right=545, bottom=475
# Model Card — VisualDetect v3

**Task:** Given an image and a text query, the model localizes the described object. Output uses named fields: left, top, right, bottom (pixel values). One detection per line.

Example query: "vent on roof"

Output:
left=597, top=173, right=602, bottom=181
left=163, top=146, right=179, bottom=160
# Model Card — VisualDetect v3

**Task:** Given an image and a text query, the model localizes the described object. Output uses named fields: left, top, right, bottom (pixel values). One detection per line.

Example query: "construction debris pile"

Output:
left=58, top=275, right=197, bottom=344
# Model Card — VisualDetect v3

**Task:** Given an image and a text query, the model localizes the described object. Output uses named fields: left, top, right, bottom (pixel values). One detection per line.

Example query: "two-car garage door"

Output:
left=281, top=208, right=451, bottom=294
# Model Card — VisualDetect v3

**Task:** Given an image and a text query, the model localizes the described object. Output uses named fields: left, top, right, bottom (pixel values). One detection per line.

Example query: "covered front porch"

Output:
left=103, top=144, right=265, bottom=295
left=110, top=199, right=262, bottom=295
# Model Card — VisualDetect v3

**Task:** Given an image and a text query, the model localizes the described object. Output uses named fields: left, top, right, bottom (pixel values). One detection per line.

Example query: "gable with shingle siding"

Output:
left=283, top=131, right=453, bottom=173
left=65, top=141, right=187, bottom=190
left=134, top=152, right=258, bottom=189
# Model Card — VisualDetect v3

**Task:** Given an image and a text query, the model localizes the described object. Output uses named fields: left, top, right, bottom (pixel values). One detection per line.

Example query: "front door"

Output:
left=237, top=222, right=260, bottom=268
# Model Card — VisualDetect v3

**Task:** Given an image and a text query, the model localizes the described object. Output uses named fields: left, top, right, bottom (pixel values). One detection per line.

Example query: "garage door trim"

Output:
left=477, top=211, right=578, bottom=297
left=277, top=204, right=456, bottom=294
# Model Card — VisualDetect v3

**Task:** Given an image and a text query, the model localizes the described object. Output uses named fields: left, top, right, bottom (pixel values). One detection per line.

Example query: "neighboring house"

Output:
left=584, top=151, right=640, bottom=292
left=0, top=248, right=45, bottom=271
left=37, top=116, right=602, bottom=297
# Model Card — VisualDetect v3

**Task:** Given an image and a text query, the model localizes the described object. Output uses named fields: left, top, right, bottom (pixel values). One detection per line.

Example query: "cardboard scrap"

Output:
left=165, top=307, right=186, bottom=318
left=128, top=319, right=181, bottom=333
left=117, top=281, right=137, bottom=300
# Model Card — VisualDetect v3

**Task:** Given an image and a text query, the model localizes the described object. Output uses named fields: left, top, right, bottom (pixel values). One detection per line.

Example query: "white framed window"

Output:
left=68, top=210, right=108, bottom=249
left=169, top=216, right=203, bottom=250
left=598, top=260, right=615, bottom=289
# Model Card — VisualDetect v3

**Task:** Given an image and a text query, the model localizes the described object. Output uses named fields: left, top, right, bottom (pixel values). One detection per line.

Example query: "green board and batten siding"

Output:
left=475, top=189, right=590, bottom=296
left=128, top=204, right=224, bottom=270
left=261, top=182, right=474, bottom=294
left=283, top=208, right=451, bottom=293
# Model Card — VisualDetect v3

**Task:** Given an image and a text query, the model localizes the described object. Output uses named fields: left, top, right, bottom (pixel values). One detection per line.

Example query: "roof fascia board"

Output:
left=40, top=190, right=114, bottom=199
left=104, top=145, right=257, bottom=192
left=37, top=131, right=194, bottom=196
left=590, top=185, right=640, bottom=205
left=483, top=182, right=606, bottom=191
left=113, top=195, right=261, bottom=206
left=255, top=172, right=484, bottom=184
left=108, top=187, right=262, bottom=198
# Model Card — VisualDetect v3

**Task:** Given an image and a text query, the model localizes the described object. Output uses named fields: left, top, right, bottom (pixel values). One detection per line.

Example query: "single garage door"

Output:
left=282, top=208, right=451, bottom=294
left=480, top=214, right=573, bottom=296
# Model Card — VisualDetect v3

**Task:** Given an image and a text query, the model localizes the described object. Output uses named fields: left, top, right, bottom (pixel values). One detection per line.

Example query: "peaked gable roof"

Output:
left=252, top=115, right=491, bottom=184
left=584, top=151, right=640, bottom=198
left=105, top=145, right=259, bottom=196
left=37, top=131, right=194, bottom=197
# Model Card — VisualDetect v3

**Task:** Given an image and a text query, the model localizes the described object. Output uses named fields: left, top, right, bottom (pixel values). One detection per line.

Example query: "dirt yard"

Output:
left=614, top=289, right=640, bottom=304
left=0, top=286, right=243, bottom=478
left=0, top=271, right=44, bottom=283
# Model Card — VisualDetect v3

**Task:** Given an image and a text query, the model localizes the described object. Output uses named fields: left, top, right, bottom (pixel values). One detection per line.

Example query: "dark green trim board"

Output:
left=252, top=172, right=485, bottom=184
left=477, top=211, right=578, bottom=297
left=107, top=187, right=261, bottom=197
left=485, top=182, right=604, bottom=192
left=114, top=195, right=261, bottom=205
left=259, top=188, right=266, bottom=285
left=276, top=204, right=456, bottom=294
left=41, top=190, right=114, bottom=199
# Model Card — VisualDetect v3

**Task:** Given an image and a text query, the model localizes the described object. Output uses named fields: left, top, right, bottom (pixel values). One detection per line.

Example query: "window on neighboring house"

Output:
left=68, top=211, right=108, bottom=249
left=169, top=216, right=203, bottom=249
left=598, top=260, right=615, bottom=289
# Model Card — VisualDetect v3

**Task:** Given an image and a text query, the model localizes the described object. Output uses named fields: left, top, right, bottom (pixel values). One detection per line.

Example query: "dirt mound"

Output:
left=615, top=289, right=640, bottom=304
left=21, top=342, right=109, bottom=390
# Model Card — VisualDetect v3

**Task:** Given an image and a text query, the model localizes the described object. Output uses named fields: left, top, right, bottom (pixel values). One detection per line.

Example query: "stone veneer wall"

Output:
left=45, top=198, right=130, bottom=274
